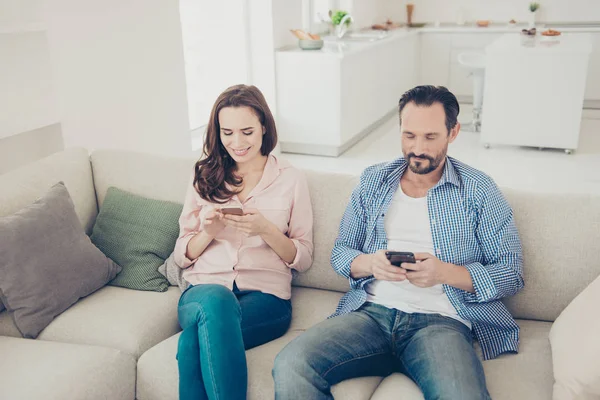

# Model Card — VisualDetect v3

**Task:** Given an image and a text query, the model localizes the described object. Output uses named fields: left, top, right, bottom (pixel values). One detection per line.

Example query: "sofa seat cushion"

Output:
left=138, top=295, right=553, bottom=400
left=137, top=330, right=384, bottom=400
left=0, top=336, right=136, bottom=400
left=0, top=285, right=181, bottom=358
left=370, top=319, right=553, bottom=400
left=136, top=287, right=354, bottom=400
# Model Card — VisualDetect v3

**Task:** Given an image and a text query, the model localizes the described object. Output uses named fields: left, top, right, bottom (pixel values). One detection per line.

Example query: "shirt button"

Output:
left=431, top=219, right=436, bottom=226
left=436, top=249, right=442, bottom=255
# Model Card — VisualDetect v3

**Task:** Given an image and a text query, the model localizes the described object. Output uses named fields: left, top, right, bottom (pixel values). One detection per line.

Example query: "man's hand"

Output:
left=222, top=208, right=273, bottom=237
left=351, top=250, right=407, bottom=281
left=404, top=252, right=451, bottom=288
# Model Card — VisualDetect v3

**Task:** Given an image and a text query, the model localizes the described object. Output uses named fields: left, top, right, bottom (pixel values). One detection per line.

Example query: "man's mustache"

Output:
left=408, top=153, right=434, bottom=162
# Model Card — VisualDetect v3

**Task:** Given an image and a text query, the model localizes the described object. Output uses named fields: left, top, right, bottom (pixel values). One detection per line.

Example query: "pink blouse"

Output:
left=174, top=155, right=313, bottom=300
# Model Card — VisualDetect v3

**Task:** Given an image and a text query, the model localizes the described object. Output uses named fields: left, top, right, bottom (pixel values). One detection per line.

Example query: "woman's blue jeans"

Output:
left=177, top=283, right=291, bottom=400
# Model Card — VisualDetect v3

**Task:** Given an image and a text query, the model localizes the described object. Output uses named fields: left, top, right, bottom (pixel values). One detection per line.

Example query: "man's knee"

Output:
left=426, top=381, right=490, bottom=400
left=272, top=337, right=316, bottom=385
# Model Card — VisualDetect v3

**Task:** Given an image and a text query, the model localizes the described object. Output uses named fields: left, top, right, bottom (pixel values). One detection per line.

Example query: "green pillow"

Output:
left=91, top=187, right=183, bottom=292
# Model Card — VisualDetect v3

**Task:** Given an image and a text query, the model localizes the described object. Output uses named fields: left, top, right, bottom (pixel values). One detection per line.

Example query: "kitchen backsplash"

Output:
left=347, top=0, right=600, bottom=27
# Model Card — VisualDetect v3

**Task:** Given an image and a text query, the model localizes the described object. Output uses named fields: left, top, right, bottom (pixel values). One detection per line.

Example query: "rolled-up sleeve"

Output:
left=174, top=181, right=203, bottom=268
left=284, top=171, right=314, bottom=272
left=463, top=181, right=524, bottom=303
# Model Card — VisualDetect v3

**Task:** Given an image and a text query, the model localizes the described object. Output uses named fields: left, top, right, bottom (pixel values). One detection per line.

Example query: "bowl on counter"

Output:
left=298, top=39, right=324, bottom=50
left=476, top=20, right=490, bottom=27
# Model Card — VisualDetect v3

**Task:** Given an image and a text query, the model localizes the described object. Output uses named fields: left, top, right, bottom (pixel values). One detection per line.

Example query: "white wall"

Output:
left=0, top=32, right=58, bottom=139
left=44, top=0, right=192, bottom=158
left=180, top=0, right=249, bottom=129
left=0, top=0, right=58, bottom=140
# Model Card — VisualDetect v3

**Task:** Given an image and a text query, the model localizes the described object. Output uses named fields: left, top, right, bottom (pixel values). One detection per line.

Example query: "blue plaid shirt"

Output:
left=330, top=156, right=524, bottom=360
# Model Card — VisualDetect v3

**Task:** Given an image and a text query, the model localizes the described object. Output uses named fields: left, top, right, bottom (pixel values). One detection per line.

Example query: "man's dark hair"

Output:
left=398, top=85, right=460, bottom=134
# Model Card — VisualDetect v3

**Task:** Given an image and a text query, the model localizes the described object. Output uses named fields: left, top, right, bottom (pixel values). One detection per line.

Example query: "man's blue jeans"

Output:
left=273, top=302, right=490, bottom=400
left=177, top=283, right=291, bottom=400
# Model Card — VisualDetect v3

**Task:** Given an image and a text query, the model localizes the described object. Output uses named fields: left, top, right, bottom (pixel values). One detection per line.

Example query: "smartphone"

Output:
left=220, top=207, right=244, bottom=216
left=385, top=251, right=416, bottom=267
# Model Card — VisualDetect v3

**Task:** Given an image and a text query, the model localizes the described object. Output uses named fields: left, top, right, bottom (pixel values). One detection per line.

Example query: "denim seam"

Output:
left=197, top=306, right=221, bottom=400
left=321, top=350, right=391, bottom=379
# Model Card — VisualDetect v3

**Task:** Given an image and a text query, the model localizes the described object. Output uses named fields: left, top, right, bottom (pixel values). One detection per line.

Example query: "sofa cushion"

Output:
left=370, top=319, right=554, bottom=400
left=0, top=147, right=97, bottom=234
left=138, top=310, right=553, bottom=400
left=90, top=149, right=193, bottom=207
left=502, top=190, right=600, bottom=322
left=137, top=329, right=383, bottom=400
left=0, top=148, right=97, bottom=317
left=291, top=170, right=359, bottom=293
left=136, top=287, right=351, bottom=400
left=91, top=187, right=183, bottom=292
left=90, top=149, right=356, bottom=294
left=549, top=274, right=600, bottom=399
left=0, top=336, right=136, bottom=400
left=0, top=285, right=181, bottom=358
left=0, top=182, right=121, bottom=338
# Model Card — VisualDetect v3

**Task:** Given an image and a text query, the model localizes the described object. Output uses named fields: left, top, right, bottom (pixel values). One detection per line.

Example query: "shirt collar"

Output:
left=247, top=154, right=287, bottom=197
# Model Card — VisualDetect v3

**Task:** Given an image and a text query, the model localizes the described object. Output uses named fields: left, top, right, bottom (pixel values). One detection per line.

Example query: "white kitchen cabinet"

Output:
left=584, top=32, right=600, bottom=101
left=276, top=31, right=419, bottom=156
left=481, top=34, right=592, bottom=152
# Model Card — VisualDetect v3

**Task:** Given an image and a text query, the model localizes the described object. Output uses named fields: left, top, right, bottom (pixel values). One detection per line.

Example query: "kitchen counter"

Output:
left=481, top=33, right=592, bottom=151
left=419, top=21, right=600, bottom=33
left=276, top=21, right=600, bottom=58
left=277, top=29, right=418, bottom=58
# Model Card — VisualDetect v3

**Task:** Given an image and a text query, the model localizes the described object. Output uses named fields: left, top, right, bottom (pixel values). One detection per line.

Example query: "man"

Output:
left=272, top=85, right=524, bottom=400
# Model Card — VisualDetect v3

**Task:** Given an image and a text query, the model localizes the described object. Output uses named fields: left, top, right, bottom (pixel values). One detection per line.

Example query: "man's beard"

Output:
left=406, top=151, right=445, bottom=174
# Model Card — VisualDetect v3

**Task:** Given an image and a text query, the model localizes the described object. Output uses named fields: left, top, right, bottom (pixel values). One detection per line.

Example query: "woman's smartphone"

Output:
left=220, top=207, right=244, bottom=216
left=385, top=251, right=416, bottom=267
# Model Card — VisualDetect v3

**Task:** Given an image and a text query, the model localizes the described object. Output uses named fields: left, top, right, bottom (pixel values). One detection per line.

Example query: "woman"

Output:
left=174, top=84, right=313, bottom=400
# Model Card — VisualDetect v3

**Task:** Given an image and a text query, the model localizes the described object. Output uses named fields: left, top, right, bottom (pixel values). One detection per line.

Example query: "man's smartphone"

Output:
left=220, top=207, right=244, bottom=216
left=385, top=251, right=416, bottom=267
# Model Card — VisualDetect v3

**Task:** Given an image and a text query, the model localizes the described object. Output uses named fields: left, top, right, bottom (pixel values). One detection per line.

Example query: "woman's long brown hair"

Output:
left=193, top=84, right=278, bottom=204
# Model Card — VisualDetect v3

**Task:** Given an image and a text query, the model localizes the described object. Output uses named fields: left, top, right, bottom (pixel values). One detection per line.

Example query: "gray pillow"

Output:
left=0, top=182, right=121, bottom=338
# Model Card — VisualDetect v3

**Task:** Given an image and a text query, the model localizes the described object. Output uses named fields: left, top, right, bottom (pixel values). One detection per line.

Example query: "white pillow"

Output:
left=549, top=274, right=600, bottom=400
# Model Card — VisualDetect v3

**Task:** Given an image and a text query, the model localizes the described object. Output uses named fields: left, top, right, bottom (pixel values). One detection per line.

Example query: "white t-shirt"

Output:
left=365, top=184, right=471, bottom=328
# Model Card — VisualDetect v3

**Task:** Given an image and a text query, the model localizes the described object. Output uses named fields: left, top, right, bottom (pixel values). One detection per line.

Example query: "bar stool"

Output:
left=458, top=52, right=486, bottom=132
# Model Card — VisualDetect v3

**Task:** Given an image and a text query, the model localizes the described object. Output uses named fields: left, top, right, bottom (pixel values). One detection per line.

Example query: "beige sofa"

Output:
left=1, top=148, right=599, bottom=400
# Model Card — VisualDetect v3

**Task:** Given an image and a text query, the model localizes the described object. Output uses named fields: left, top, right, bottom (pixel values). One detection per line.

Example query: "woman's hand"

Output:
left=202, top=209, right=226, bottom=238
left=222, top=208, right=274, bottom=237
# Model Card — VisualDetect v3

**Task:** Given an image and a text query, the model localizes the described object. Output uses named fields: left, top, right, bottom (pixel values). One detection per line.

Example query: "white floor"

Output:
left=282, top=105, right=600, bottom=195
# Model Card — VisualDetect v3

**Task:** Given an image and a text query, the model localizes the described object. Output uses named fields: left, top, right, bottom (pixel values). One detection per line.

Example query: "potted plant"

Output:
left=330, top=10, right=353, bottom=39
left=528, top=2, right=540, bottom=29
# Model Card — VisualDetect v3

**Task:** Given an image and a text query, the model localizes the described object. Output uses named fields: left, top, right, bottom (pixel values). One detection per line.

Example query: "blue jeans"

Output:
left=177, top=283, right=292, bottom=400
left=273, top=302, right=490, bottom=400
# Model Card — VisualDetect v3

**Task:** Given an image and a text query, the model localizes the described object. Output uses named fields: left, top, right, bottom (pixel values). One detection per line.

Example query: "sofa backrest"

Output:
left=89, top=150, right=600, bottom=323
left=502, top=189, right=600, bottom=322
left=90, top=149, right=353, bottom=295
left=0, top=148, right=97, bottom=235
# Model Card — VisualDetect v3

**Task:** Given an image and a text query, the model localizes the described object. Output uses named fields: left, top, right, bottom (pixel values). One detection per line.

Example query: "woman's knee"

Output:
left=178, top=284, right=240, bottom=326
